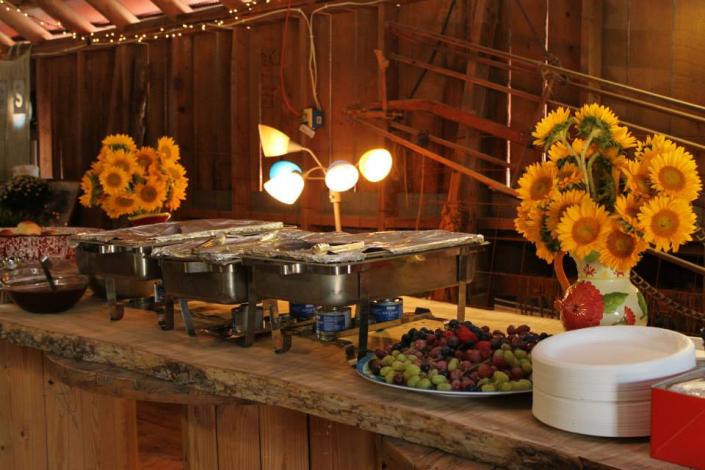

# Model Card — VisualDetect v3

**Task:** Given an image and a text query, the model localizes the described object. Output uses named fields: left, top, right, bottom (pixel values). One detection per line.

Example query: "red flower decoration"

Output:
left=582, top=264, right=596, bottom=277
left=555, top=281, right=604, bottom=330
left=624, top=306, right=636, bottom=325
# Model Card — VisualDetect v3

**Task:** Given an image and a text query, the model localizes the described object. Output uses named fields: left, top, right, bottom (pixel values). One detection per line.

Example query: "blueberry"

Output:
left=441, top=346, right=452, bottom=357
left=490, top=338, right=503, bottom=350
left=448, top=319, right=459, bottom=329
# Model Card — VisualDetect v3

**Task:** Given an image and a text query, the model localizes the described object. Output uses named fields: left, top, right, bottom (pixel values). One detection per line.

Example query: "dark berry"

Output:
left=448, top=319, right=459, bottom=329
left=447, top=337, right=459, bottom=348
left=441, top=346, right=452, bottom=357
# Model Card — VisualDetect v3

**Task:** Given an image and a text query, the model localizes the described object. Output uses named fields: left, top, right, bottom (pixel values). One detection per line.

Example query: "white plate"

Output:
left=355, top=354, right=531, bottom=398
left=690, top=336, right=705, bottom=363
left=532, top=387, right=651, bottom=437
left=532, top=326, right=695, bottom=401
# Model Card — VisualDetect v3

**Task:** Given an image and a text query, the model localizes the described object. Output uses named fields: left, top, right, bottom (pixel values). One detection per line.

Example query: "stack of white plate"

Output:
left=531, top=326, right=695, bottom=437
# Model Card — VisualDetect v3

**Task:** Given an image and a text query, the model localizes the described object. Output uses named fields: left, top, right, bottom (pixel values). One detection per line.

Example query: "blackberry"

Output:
left=448, top=319, right=460, bottom=329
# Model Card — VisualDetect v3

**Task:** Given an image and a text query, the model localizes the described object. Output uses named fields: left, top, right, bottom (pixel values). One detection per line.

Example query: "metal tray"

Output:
left=356, top=354, right=531, bottom=398
left=159, top=258, right=247, bottom=304
left=242, top=244, right=485, bottom=306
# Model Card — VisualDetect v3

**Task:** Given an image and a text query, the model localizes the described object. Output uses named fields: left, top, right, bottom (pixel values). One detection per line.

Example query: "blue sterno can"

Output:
left=315, top=306, right=352, bottom=341
left=371, top=298, right=403, bottom=323
left=290, top=303, right=317, bottom=320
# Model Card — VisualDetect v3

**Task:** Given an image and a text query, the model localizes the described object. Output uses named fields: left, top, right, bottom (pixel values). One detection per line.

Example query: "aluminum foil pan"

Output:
left=71, top=219, right=284, bottom=248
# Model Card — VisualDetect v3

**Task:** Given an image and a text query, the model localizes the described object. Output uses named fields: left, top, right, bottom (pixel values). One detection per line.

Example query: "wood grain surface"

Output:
left=0, top=296, right=684, bottom=469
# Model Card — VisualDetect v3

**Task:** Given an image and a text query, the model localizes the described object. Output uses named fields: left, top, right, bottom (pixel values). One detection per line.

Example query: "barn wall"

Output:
left=33, top=0, right=705, bottom=235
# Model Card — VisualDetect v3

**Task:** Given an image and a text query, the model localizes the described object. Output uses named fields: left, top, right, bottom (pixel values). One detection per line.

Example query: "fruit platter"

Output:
left=356, top=320, right=550, bottom=397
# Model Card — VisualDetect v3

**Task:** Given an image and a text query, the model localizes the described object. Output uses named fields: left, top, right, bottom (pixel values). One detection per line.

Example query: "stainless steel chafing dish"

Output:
left=238, top=230, right=487, bottom=354
left=151, top=232, right=278, bottom=334
left=71, top=219, right=283, bottom=320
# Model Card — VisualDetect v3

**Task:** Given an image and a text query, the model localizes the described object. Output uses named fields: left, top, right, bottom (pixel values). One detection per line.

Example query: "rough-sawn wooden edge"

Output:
left=0, top=321, right=628, bottom=470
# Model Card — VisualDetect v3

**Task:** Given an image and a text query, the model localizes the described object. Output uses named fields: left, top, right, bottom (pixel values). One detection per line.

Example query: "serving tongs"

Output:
left=40, top=256, right=57, bottom=291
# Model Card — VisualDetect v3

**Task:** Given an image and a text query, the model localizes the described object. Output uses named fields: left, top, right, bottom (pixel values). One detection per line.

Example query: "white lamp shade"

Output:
left=264, top=171, right=305, bottom=204
left=258, top=124, right=302, bottom=157
left=358, top=148, right=392, bottom=183
left=325, top=160, right=359, bottom=192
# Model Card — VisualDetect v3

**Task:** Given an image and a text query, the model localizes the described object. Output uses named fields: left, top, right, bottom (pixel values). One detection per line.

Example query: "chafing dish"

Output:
left=239, top=230, right=487, bottom=354
left=72, top=219, right=283, bottom=320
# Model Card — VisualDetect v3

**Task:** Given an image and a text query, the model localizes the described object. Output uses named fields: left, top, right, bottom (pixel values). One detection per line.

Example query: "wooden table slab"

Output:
left=0, top=295, right=684, bottom=469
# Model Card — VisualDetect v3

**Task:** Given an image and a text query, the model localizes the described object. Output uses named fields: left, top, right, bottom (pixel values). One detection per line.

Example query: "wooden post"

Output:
left=182, top=405, right=219, bottom=470
left=309, top=416, right=380, bottom=470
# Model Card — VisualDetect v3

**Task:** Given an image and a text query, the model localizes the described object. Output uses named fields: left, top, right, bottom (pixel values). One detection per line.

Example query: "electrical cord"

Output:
left=279, top=0, right=301, bottom=116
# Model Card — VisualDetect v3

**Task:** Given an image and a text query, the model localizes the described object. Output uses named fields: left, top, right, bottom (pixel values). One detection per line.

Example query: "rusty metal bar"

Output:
left=389, top=21, right=705, bottom=116
left=387, top=121, right=511, bottom=168
left=353, top=116, right=518, bottom=197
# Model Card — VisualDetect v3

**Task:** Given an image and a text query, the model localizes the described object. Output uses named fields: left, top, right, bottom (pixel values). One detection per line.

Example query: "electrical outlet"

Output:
left=302, top=107, right=324, bottom=130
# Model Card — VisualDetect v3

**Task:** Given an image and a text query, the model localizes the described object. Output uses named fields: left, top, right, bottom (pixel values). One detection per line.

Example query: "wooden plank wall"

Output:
left=32, top=0, right=705, bottom=233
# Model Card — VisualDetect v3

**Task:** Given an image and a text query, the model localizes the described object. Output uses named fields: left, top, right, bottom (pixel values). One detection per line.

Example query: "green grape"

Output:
left=448, top=358, right=459, bottom=371
left=404, top=364, right=421, bottom=376
left=431, top=374, right=448, bottom=385
left=406, top=375, right=420, bottom=388
left=381, top=355, right=395, bottom=366
left=396, top=353, right=407, bottom=362
left=391, top=350, right=400, bottom=357
left=499, top=382, right=513, bottom=392
left=512, top=379, right=532, bottom=391
left=416, top=378, right=432, bottom=389
left=436, top=383, right=453, bottom=391
left=379, top=366, right=392, bottom=377
left=392, top=361, right=406, bottom=371
left=514, top=349, right=528, bottom=360
left=493, top=371, right=510, bottom=384
left=481, top=384, right=497, bottom=392
left=385, top=371, right=395, bottom=384
left=428, top=368, right=439, bottom=377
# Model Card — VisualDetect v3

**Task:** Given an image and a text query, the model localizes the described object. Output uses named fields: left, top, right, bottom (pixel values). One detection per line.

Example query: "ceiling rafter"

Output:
left=0, top=29, right=14, bottom=46
left=85, top=0, right=139, bottom=29
left=0, top=5, right=52, bottom=43
left=34, top=0, right=98, bottom=34
left=150, top=0, right=192, bottom=20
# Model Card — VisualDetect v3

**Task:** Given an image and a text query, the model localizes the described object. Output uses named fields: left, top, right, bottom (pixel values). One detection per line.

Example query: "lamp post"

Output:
left=257, top=124, right=392, bottom=232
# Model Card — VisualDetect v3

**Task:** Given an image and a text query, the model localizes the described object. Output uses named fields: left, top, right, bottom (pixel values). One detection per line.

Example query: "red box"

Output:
left=651, top=367, right=705, bottom=470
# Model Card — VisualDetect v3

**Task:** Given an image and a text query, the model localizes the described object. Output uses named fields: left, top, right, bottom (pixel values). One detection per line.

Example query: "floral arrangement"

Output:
left=0, top=175, right=51, bottom=226
left=514, top=103, right=701, bottom=273
left=79, top=134, right=188, bottom=219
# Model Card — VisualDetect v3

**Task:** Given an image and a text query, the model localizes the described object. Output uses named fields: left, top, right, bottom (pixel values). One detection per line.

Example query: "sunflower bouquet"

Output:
left=514, top=103, right=701, bottom=273
left=79, top=134, right=188, bottom=219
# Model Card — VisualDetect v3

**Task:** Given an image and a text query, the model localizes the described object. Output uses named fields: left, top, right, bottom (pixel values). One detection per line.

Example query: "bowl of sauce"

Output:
left=4, top=274, right=89, bottom=313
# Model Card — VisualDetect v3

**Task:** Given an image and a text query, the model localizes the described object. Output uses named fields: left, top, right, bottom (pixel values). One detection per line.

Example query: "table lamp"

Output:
left=258, top=124, right=392, bottom=231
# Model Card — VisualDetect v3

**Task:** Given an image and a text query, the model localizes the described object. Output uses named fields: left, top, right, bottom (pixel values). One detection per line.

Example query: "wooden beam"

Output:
left=0, top=30, right=15, bottom=47
left=0, top=7, right=52, bottom=43
left=85, top=0, right=139, bottom=29
left=150, top=0, right=193, bottom=20
left=35, top=0, right=97, bottom=34
left=385, top=99, right=529, bottom=144
left=352, top=117, right=519, bottom=198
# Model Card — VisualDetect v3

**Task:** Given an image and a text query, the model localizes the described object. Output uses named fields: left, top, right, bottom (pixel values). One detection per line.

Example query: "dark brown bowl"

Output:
left=5, top=274, right=89, bottom=314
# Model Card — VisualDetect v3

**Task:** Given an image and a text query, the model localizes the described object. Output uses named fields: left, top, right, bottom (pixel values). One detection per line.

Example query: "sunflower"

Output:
left=102, top=134, right=136, bottom=153
left=98, top=166, right=130, bottom=196
left=165, top=184, right=187, bottom=211
left=101, top=192, right=138, bottom=219
left=556, top=199, right=610, bottom=259
left=546, top=190, right=588, bottom=235
left=648, top=148, right=702, bottom=201
left=163, top=160, right=187, bottom=182
left=639, top=134, right=678, bottom=156
left=571, top=138, right=597, bottom=159
left=134, top=179, right=167, bottom=212
left=548, top=141, right=574, bottom=163
left=624, top=159, right=653, bottom=196
left=599, top=222, right=647, bottom=272
left=79, top=173, right=95, bottom=208
left=514, top=201, right=534, bottom=239
left=557, top=162, right=584, bottom=190
left=106, top=149, right=139, bottom=176
left=157, top=137, right=180, bottom=161
left=535, top=240, right=556, bottom=263
left=615, top=193, right=644, bottom=228
left=574, top=103, right=620, bottom=140
left=611, top=126, right=637, bottom=149
left=532, top=107, right=571, bottom=147
left=134, top=147, right=158, bottom=170
left=516, top=162, right=558, bottom=202
left=638, top=196, right=696, bottom=252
